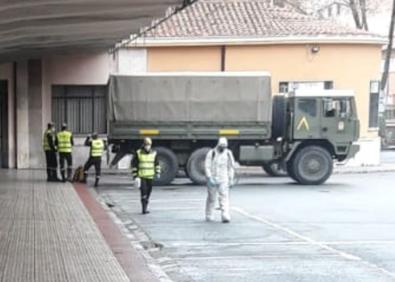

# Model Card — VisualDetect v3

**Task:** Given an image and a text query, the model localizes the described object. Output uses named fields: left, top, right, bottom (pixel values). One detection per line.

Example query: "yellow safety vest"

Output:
left=57, top=131, right=72, bottom=153
left=137, top=149, right=157, bottom=179
left=91, top=139, right=104, bottom=157
left=43, top=129, right=55, bottom=151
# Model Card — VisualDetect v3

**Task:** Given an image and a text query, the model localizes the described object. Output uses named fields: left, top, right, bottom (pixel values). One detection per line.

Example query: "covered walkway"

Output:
left=0, top=170, right=156, bottom=281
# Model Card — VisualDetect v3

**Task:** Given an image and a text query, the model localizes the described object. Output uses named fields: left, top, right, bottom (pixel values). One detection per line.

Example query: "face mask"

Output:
left=144, top=145, right=151, bottom=151
left=218, top=146, right=226, bottom=153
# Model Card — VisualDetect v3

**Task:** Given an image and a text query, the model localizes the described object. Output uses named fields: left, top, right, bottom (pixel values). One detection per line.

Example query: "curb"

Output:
left=98, top=166, right=395, bottom=178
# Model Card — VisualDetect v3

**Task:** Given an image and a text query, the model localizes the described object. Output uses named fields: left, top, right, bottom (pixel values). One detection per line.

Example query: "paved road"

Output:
left=98, top=173, right=395, bottom=282
left=381, top=150, right=395, bottom=164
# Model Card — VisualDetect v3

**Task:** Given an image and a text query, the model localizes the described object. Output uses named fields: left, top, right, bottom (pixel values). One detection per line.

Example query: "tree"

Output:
left=282, top=0, right=388, bottom=31
left=381, top=0, right=395, bottom=92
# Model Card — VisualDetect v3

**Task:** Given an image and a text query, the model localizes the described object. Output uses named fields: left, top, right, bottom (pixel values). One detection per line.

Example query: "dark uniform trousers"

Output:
left=59, top=152, right=72, bottom=181
left=140, top=178, right=153, bottom=212
left=45, top=150, right=58, bottom=180
left=83, top=157, right=102, bottom=179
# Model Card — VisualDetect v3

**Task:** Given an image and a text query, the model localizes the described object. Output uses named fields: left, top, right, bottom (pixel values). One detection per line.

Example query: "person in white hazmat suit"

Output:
left=204, top=137, right=236, bottom=223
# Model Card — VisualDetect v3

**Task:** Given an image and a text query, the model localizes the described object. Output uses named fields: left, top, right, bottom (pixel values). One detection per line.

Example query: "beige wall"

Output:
left=147, top=44, right=382, bottom=138
left=42, top=52, right=111, bottom=132
left=148, top=47, right=222, bottom=71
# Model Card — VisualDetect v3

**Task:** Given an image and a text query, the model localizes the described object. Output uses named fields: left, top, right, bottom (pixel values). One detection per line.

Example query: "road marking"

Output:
left=232, top=206, right=395, bottom=279
left=180, top=254, right=340, bottom=260
left=168, top=240, right=395, bottom=247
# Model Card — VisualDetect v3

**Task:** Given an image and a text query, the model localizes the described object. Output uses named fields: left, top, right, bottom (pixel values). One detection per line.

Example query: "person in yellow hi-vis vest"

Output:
left=132, top=137, right=161, bottom=214
left=83, top=132, right=107, bottom=187
left=43, top=122, right=60, bottom=182
left=56, top=123, right=74, bottom=182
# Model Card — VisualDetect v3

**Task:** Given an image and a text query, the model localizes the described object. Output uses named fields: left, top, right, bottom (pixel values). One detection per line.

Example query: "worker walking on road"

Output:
left=132, top=137, right=161, bottom=214
left=83, top=133, right=106, bottom=187
left=43, top=122, right=59, bottom=182
left=205, top=137, right=236, bottom=223
left=56, top=123, right=74, bottom=182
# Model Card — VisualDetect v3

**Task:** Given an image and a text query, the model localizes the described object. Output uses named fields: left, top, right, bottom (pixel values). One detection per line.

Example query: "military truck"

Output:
left=380, top=105, right=395, bottom=149
left=108, top=72, right=360, bottom=185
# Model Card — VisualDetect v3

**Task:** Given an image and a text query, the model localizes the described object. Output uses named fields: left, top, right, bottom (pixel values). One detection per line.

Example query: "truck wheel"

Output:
left=292, top=146, right=333, bottom=185
left=187, top=147, right=211, bottom=185
left=286, top=160, right=299, bottom=182
left=154, top=147, right=179, bottom=186
left=262, top=161, right=287, bottom=177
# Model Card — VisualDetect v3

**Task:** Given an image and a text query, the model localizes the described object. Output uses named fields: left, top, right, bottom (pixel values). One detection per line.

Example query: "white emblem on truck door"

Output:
left=297, top=116, right=310, bottom=131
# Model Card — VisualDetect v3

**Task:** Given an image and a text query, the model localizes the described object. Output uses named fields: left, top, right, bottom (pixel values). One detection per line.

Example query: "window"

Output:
left=298, top=99, right=317, bottom=117
left=369, top=81, right=380, bottom=128
left=52, top=86, right=107, bottom=134
left=323, top=98, right=351, bottom=118
left=279, top=81, right=333, bottom=93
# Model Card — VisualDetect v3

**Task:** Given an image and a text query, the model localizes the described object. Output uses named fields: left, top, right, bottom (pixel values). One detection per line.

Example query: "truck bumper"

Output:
left=347, top=143, right=360, bottom=159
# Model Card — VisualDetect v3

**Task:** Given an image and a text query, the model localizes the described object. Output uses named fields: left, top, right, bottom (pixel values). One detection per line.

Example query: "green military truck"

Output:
left=108, top=72, right=360, bottom=185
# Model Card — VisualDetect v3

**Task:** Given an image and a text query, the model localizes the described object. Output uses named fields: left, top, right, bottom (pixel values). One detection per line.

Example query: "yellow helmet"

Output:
left=143, top=137, right=152, bottom=146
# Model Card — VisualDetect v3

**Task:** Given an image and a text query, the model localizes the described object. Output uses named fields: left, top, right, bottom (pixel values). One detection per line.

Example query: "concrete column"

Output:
left=16, top=61, right=29, bottom=168
left=28, top=60, right=43, bottom=168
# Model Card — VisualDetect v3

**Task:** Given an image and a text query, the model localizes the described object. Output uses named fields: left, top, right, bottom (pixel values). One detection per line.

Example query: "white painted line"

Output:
left=167, top=240, right=395, bottom=248
left=180, top=254, right=340, bottom=260
left=232, top=206, right=395, bottom=279
left=232, top=207, right=360, bottom=261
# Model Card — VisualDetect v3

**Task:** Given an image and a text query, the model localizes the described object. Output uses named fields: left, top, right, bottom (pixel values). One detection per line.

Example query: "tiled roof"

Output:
left=144, top=0, right=383, bottom=41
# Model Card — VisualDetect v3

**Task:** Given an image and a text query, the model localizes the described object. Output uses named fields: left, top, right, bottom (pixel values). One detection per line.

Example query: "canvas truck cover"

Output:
left=108, top=72, right=272, bottom=123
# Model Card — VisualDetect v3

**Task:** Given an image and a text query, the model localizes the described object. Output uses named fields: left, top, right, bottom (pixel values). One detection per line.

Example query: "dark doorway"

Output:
left=0, top=81, right=8, bottom=168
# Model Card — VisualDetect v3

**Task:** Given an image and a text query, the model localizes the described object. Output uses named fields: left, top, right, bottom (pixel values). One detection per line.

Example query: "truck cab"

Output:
left=281, top=90, right=360, bottom=184
left=290, top=90, right=359, bottom=158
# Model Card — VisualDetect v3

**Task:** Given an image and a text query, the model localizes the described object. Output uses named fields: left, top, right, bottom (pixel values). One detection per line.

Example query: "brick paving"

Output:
left=0, top=170, right=130, bottom=282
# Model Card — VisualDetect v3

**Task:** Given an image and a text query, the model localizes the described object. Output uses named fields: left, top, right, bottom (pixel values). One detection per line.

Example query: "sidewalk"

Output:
left=236, top=163, right=395, bottom=176
left=0, top=170, right=158, bottom=282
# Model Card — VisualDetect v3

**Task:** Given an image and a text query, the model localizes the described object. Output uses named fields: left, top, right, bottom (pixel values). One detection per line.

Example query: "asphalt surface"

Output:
left=381, top=150, right=395, bottom=164
left=95, top=169, right=395, bottom=282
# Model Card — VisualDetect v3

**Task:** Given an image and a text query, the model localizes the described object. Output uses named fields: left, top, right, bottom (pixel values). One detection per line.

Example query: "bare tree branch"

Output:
left=381, top=0, right=395, bottom=91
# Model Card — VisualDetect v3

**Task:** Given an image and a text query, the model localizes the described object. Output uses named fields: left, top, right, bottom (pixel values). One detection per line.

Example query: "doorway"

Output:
left=0, top=81, right=8, bottom=168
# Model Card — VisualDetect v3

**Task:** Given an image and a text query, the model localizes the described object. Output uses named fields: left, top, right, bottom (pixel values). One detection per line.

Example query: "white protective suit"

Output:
left=204, top=138, right=236, bottom=222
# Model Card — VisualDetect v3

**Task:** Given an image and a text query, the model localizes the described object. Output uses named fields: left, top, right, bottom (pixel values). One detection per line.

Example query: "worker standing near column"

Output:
left=56, top=123, right=74, bottom=182
left=83, top=133, right=106, bottom=187
left=43, top=122, right=59, bottom=182
left=205, top=137, right=236, bottom=223
left=132, top=137, right=161, bottom=214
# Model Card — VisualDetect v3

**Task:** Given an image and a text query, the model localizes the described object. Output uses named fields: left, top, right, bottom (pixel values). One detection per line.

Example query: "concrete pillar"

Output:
left=16, top=61, right=29, bottom=168
left=28, top=60, right=43, bottom=168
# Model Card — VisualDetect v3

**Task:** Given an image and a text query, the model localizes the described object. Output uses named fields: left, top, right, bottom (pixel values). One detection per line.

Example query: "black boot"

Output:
left=94, top=177, right=99, bottom=187
left=142, top=200, right=150, bottom=214
left=61, top=171, right=66, bottom=182
left=82, top=173, right=88, bottom=184
left=67, top=168, right=72, bottom=182
left=46, top=168, right=51, bottom=181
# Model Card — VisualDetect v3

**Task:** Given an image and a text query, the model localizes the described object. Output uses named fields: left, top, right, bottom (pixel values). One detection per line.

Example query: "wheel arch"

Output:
left=287, top=140, right=335, bottom=162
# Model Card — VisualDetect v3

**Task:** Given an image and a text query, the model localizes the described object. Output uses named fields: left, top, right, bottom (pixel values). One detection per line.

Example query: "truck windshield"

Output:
left=298, top=99, right=317, bottom=117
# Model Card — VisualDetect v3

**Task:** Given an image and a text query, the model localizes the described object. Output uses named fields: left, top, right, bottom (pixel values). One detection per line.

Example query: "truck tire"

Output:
left=271, top=95, right=287, bottom=140
left=154, top=147, right=179, bottom=186
left=291, top=146, right=333, bottom=185
left=187, top=147, right=211, bottom=185
left=286, top=160, right=299, bottom=182
left=262, top=161, right=287, bottom=177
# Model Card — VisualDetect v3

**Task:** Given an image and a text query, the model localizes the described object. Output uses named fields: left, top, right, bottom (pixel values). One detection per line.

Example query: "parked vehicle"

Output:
left=380, top=105, right=395, bottom=149
left=108, top=72, right=360, bottom=185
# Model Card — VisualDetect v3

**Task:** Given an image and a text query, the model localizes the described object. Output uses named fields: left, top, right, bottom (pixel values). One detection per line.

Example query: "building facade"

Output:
left=0, top=0, right=387, bottom=169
